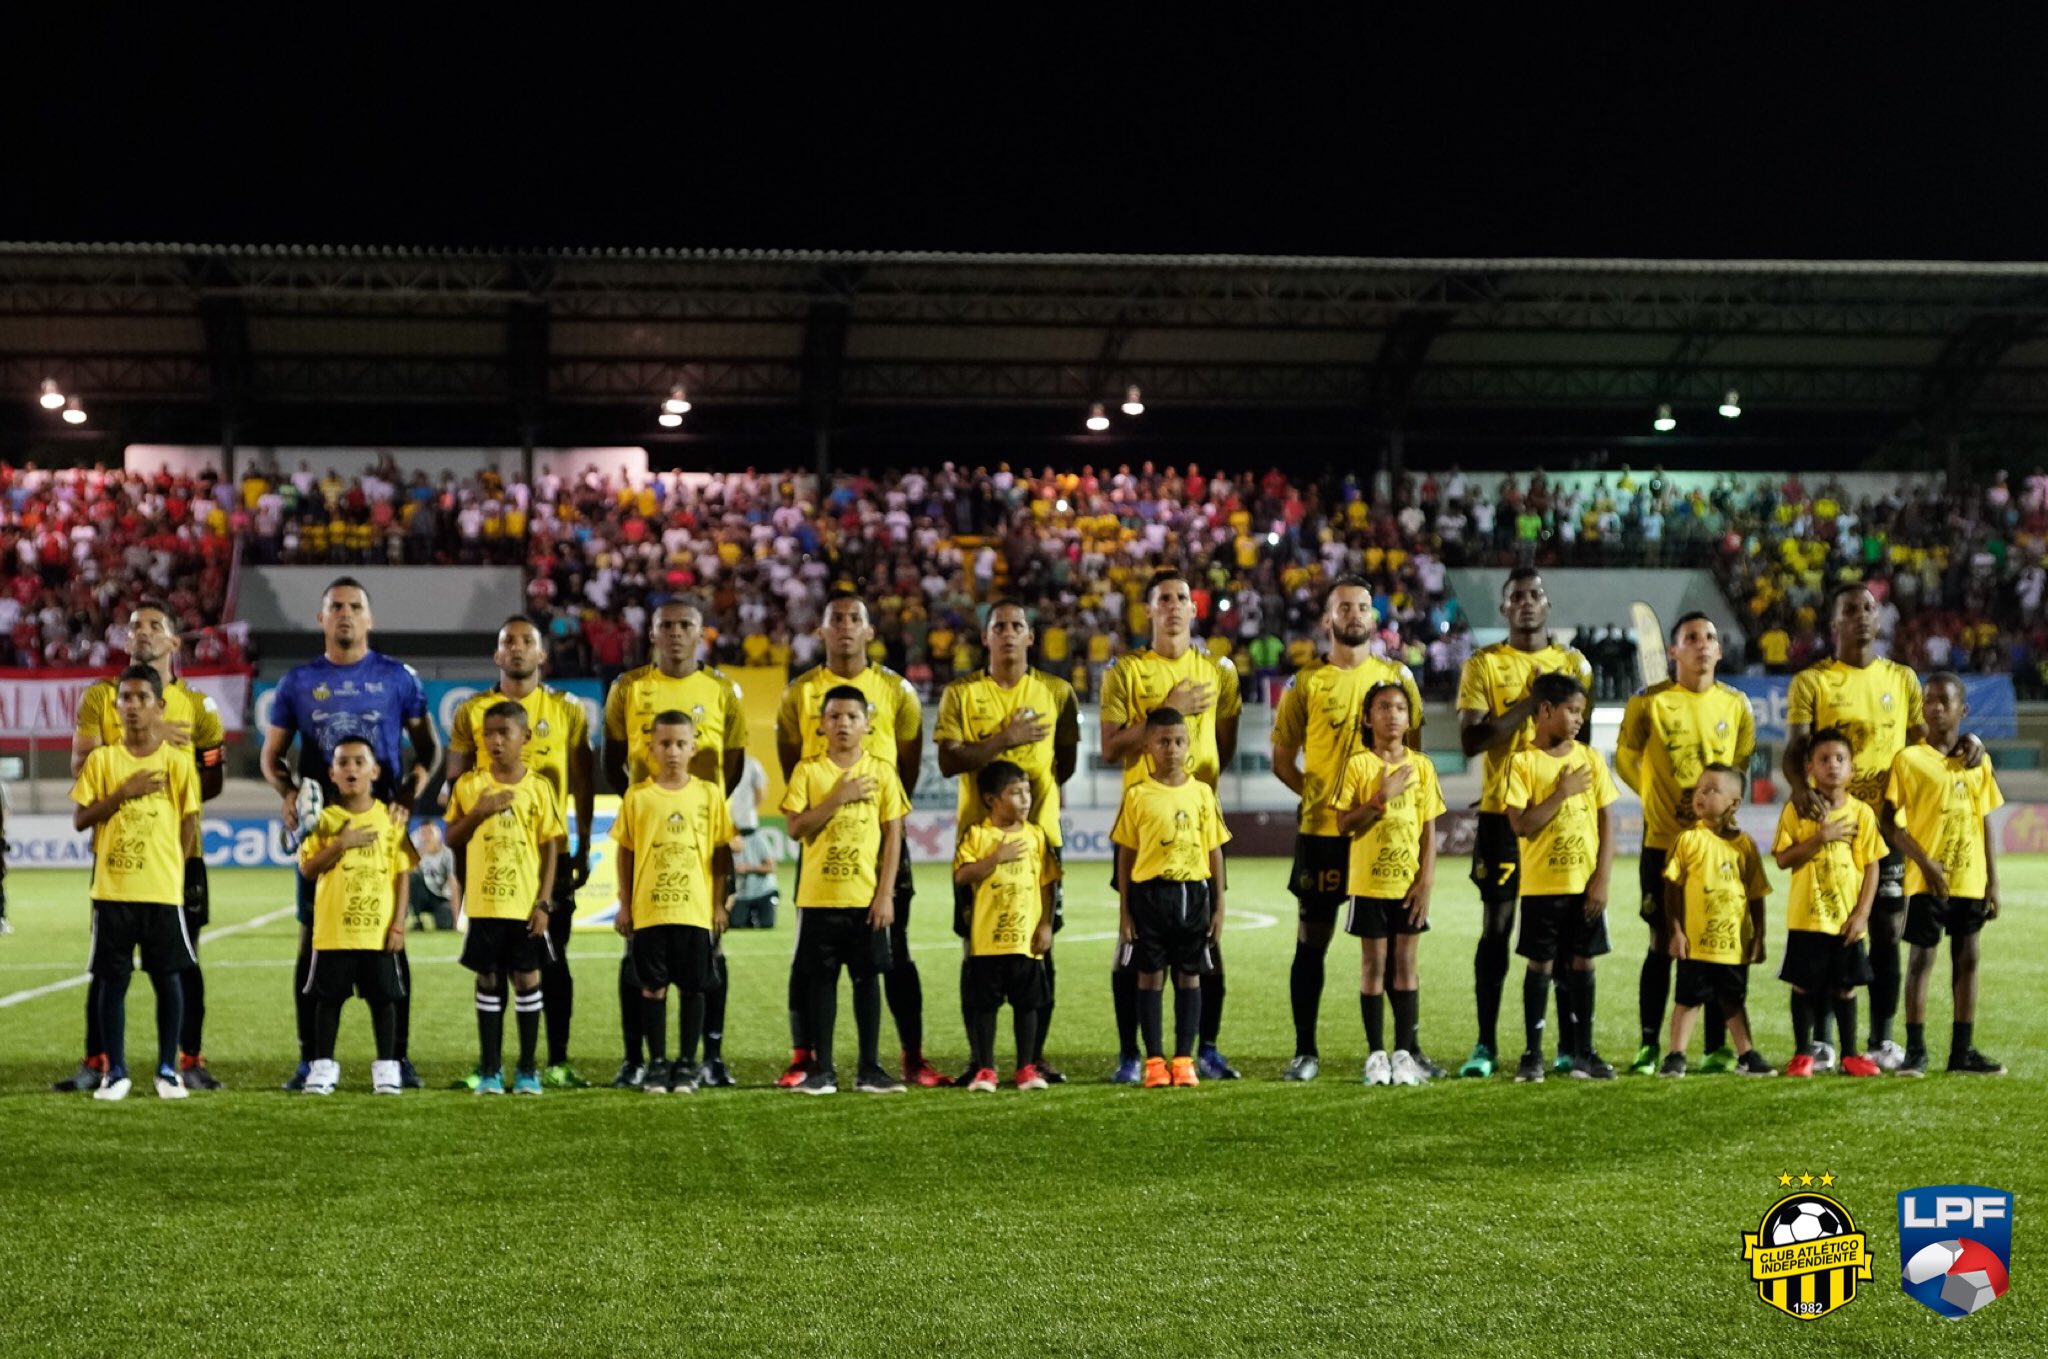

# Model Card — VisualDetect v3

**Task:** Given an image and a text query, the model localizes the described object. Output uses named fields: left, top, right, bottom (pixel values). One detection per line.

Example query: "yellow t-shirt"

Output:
left=76, top=676, right=225, bottom=762
left=1273, top=657, right=1424, bottom=836
left=1335, top=749, right=1446, bottom=898
left=1759, top=630, right=1791, bottom=666
left=70, top=741, right=200, bottom=904
left=780, top=752, right=910, bottom=908
left=610, top=776, right=736, bottom=930
left=1615, top=681, right=1757, bottom=850
left=445, top=767, right=567, bottom=920
left=300, top=801, right=418, bottom=951
left=1885, top=744, right=2005, bottom=899
left=933, top=668, right=1080, bottom=845
left=775, top=663, right=922, bottom=769
left=604, top=664, right=749, bottom=786
left=1099, top=647, right=1243, bottom=789
left=449, top=684, right=589, bottom=808
left=1786, top=658, right=1924, bottom=808
left=1773, top=799, right=1884, bottom=935
left=1662, top=827, right=1769, bottom=965
left=1110, top=776, right=1231, bottom=883
left=953, top=821, right=1060, bottom=958
left=1504, top=744, right=1619, bottom=896
left=1457, top=642, right=1595, bottom=813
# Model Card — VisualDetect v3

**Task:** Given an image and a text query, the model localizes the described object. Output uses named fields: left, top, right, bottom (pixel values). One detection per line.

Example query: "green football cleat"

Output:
left=1629, top=1043, right=1658, bottom=1076
left=450, top=1068, right=484, bottom=1092
left=1700, top=1045, right=1738, bottom=1074
left=1459, top=1043, right=1495, bottom=1078
left=542, top=1063, right=591, bottom=1089
left=1551, top=1053, right=1574, bottom=1076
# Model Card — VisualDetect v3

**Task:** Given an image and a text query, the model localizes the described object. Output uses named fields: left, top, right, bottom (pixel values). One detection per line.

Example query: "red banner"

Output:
left=0, top=666, right=253, bottom=738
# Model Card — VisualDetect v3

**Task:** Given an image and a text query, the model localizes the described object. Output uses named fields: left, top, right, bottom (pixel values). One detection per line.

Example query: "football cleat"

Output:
left=1811, top=1040, right=1837, bottom=1073
left=1195, top=1045, right=1240, bottom=1081
left=542, top=1063, right=591, bottom=1089
left=667, top=1062, right=701, bottom=1095
left=904, top=1057, right=953, bottom=1088
left=1281, top=1054, right=1321, bottom=1083
left=1141, top=1056, right=1171, bottom=1088
left=1014, top=1064, right=1049, bottom=1092
left=1783, top=1053, right=1816, bottom=1078
left=855, top=1065, right=906, bottom=1094
left=512, top=1068, right=544, bottom=1096
left=1388, top=1051, right=1425, bottom=1086
left=281, top=1060, right=312, bottom=1092
left=1169, top=1056, right=1199, bottom=1087
left=1897, top=1048, right=1929, bottom=1078
left=398, top=1059, right=424, bottom=1090
left=1514, top=1050, right=1546, bottom=1083
left=1033, top=1061, right=1066, bottom=1085
left=796, top=1068, right=838, bottom=1096
left=154, top=1066, right=189, bottom=1100
left=1570, top=1051, right=1617, bottom=1081
left=1413, top=1049, right=1449, bottom=1080
left=1867, top=1039, right=1906, bottom=1073
left=303, top=1059, right=339, bottom=1096
left=1700, top=1044, right=1738, bottom=1075
left=775, top=1052, right=813, bottom=1090
left=53, top=1058, right=106, bottom=1093
left=610, top=1061, right=645, bottom=1090
left=1110, top=1056, right=1144, bottom=1085
left=1838, top=1054, right=1881, bottom=1077
left=1658, top=1052, right=1687, bottom=1078
left=966, top=1068, right=999, bottom=1093
left=1948, top=1048, right=2007, bottom=1076
left=1460, top=1043, right=1496, bottom=1079
left=371, top=1060, right=403, bottom=1095
left=93, top=1073, right=133, bottom=1102
left=1734, top=1050, right=1776, bottom=1077
left=474, top=1071, right=506, bottom=1096
left=1363, top=1051, right=1392, bottom=1087
left=641, top=1060, right=672, bottom=1095
left=1630, top=1043, right=1659, bottom=1077
left=698, top=1058, right=736, bottom=1088
left=178, top=1055, right=224, bottom=1091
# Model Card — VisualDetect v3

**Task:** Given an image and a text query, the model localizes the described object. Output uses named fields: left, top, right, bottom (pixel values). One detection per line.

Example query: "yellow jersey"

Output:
left=1773, top=798, right=1884, bottom=935
left=610, top=776, right=736, bottom=930
left=300, top=801, right=417, bottom=951
left=1615, top=680, right=1757, bottom=849
left=1111, top=775, right=1231, bottom=883
left=76, top=675, right=225, bottom=764
left=71, top=741, right=200, bottom=904
left=1885, top=744, right=2004, bottom=899
left=953, top=820, right=1060, bottom=958
left=1786, top=658, right=1923, bottom=808
left=1335, top=748, right=1446, bottom=898
left=445, top=767, right=566, bottom=920
left=1505, top=744, right=1618, bottom=896
left=604, top=664, right=749, bottom=786
left=1457, top=642, right=1595, bottom=813
left=450, top=683, right=589, bottom=807
left=1662, top=826, right=1769, bottom=965
left=1273, top=656, right=1424, bottom=836
left=775, top=663, right=922, bottom=769
left=781, top=752, right=910, bottom=909
left=1099, top=645, right=1243, bottom=789
left=933, top=667, right=1080, bottom=844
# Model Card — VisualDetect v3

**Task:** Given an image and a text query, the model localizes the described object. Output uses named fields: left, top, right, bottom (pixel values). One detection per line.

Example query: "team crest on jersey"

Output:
left=1742, top=1179, right=1872, bottom=1320
left=1716, top=720, right=1729, bottom=734
left=536, top=719, right=551, bottom=737
left=1880, top=692, right=1894, bottom=708
left=665, top=812, right=685, bottom=833
left=312, top=684, right=330, bottom=701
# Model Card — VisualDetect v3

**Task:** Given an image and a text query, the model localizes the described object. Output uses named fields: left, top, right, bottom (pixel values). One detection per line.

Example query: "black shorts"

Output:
left=89, top=900, right=196, bottom=978
left=965, top=954, right=1048, bottom=1011
left=1290, top=834, right=1351, bottom=924
left=1470, top=811, right=1520, bottom=904
left=795, top=906, right=894, bottom=981
left=1515, top=893, right=1612, bottom=963
left=1638, top=849, right=1669, bottom=924
left=1120, top=879, right=1216, bottom=977
left=1904, top=894, right=1990, bottom=947
left=305, top=948, right=405, bottom=1003
left=1344, top=895, right=1430, bottom=939
left=183, top=857, right=210, bottom=930
left=1877, top=847, right=1906, bottom=901
left=1674, top=959, right=1748, bottom=1010
left=1778, top=929, right=1875, bottom=993
left=459, top=916, right=556, bottom=976
left=630, top=923, right=714, bottom=993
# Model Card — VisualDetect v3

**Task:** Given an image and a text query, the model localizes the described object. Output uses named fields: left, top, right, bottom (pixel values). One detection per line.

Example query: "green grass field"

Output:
left=2, top=859, right=2041, bottom=1357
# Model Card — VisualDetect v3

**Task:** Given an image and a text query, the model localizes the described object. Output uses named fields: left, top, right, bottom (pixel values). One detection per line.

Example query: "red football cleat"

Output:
left=1784, top=1054, right=1816, bottom=1078
left=966, top=1068, right=999, bottom=1093
left=1838, top=1054, right=1882, bottom=1077
left=1014, top=1064, right=1048, bottom=1091
left=904, top=1056, right=954, bottom=1088
left=775, top=1049, right=812, bottom=1090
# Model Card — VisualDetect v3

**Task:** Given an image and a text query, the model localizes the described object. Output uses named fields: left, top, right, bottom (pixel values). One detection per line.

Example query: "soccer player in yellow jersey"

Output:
left=448, top=617, right=597, bottom=1089
left=1113, top=710, right=1230, bottom=1088
left=297, top=737, right=418, bottom=1095
left=781, top=685, right=911, bottom=1095
left=1656, top=764, right=1773, bottom=1077
left=775, top=595, right=936, bottom=1088
left=1883, top=674, right=2006, bottom=1076
left=1772, top=728, right=1884, bottom=1079
left=61, top=599, right=226, bottom=1093
left=1099, top=569, right=1242, bottom=1082
left=1274, top=575, right=1424, bottom=1082
left=936, top=600, right=1079, bottom=1081
left=1454, top=568, right=1593, bottom=1078
left=69, top=667, right=201, bottom=1101
left=1502, top=674, right=1617, bottom=1083
left=1334, top=684, right=1444, bottom=1087
left=1614, top=610, right=1756, bottom=1076
left=612, top=711, right=736, bottom=1096
left=952, top=761, right=1058, bottom=1092
left=445, top=703, right=566, bottom=1096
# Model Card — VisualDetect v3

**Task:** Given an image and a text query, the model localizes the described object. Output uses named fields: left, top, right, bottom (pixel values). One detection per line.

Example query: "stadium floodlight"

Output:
left=38, top=378, right=65, bottom=410
left=656, top=411, right=684, bottom=428
left=1055, top=499, right=1069, bottom=512
left=1085, top=403, right=1110, bottom=432
left=662, top=386, right=691, bottom=416
left=1652, top=403, right=1676, bottom=432
left=1718, top=389, right=1742, bottom=418
left=61, top=395, right=87, bottom=425
left=1121, top=385, right=1145, bottom=416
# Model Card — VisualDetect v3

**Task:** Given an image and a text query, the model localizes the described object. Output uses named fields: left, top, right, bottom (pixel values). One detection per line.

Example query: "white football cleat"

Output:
left=371, top=1060, right=403, bottom=1095
left=154, top=1070, right=188, bottom=1100
left=303, top=1058, right=340, bottom=1096
left=1389, top=1050, right=1425, bottom=1086
left=93, top=1075, right=133, bottom=1102
left=1868, top=1039, right=1905, bottom=1073
left=1363, top=1051, right=1392, bottom=1086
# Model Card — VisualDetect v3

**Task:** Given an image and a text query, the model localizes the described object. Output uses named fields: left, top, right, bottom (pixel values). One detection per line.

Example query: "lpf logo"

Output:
left=1899, top=1186, right=2012, bottom=1318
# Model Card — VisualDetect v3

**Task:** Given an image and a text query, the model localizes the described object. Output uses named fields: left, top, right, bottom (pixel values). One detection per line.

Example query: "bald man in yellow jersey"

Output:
left=1453, top=567, right=1593, bottom=1078
left=774, top=593, right=939, bottom=1087
left=1098, top=568, right=1242, bottom=1081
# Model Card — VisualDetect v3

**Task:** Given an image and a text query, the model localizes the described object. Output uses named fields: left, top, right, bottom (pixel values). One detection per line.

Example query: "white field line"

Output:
left=0, top=906, right=298, bottom=1009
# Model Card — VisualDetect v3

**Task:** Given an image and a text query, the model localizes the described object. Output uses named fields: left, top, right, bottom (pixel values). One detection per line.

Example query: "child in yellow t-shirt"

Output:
left=952, top=761, right=1059, bottom=1093
left=1658, top=763, right=1772, bottom=1077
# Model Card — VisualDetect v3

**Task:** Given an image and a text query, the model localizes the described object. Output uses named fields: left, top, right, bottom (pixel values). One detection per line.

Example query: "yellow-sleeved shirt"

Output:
left=300, top=801, right=418, bottom=951
left=953, top=820, right=1060, bottom=958
left=76, top=675, right=225, bottom=763
left=70, top=741, right=200, bottom=904
left=1099, top=646, right=1243, bottom=789
left=775, top=663, right=922, bottom=769
left=1885, top=744, right=2005, bottom=899
left=1786, top=658, right=1924, bottom=808
left=1111, top=775, right=1231, bottom=882
left=610, top=776, right=736, bottom=930
left=1335, top=748, right=1446, bottom=898
left=604, top=664, right=749, bottom=785
left=445, top=767, right=566, bottom=920
left=1663, top=826, right=1769, bottom=965
left=1773, top=798, right=1884, bottom=935
left=934, top=668, right=1080, bottom=844
left=449, top=684, right=589, bottom=807
left=781, top=752, right=909, bottom=908
left=1457, top=642, right=1595, bottom=813
left=1615, top=680, right=1757, bottom=849
left=1505, top=744, right=1619, bottom=896
left=1274, top=656, right=1424, bottom=835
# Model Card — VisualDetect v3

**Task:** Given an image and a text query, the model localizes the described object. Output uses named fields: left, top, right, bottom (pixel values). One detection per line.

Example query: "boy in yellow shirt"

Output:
left=952, top=761, right=1058, bottom=1092
left=1772, top=728, right=1884, bottom=1078
left=781, top=685, right=910, bottom=1095
left=1111, top=710, right=1231, bottom=1088
left=1884, top=673, right=2007, bottom=1076
left=612, top=711, right=735, bottom=1095
left=1657, top=764, right=1774, bottom=1077
left=1335, top=683, right=1445, bottom=1087
left=1503, top=673, right=1617, bottom=1082
left=445, top=702, right=565, bottom=1095
left=297, top=737, right=419, bottom=1095
left=69, top=666, right=202, bottom=1102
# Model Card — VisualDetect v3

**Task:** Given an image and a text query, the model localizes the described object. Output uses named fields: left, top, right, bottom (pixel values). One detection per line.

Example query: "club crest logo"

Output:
left=312, top=684, right=331, bottom=701
left=1742, top=1177, right=1872, bottom=1320
left=1899, top=1185, right=2011, bottom=1318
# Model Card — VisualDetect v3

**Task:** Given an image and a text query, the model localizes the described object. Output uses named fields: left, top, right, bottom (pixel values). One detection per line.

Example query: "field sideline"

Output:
left=2, top=859, right=2041, bottom=1357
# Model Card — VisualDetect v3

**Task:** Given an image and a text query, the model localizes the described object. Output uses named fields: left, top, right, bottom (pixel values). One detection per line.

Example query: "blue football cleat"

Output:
left=1196, top=1045, right=1241, bottom=1081
left=1109, top=1056, right=1143, bottom=1085
left=281, top=1060, right=311, bottom=1092
left=474, top=1071, right=506, bottom=1096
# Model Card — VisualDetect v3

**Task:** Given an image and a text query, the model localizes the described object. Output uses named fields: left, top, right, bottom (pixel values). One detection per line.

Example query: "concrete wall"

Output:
left=1448, top=567, right=1745, bottom=652
left=239, top=566, right=525, bottom=635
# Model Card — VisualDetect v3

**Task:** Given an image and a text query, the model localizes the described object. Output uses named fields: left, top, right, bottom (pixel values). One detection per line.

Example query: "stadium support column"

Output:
left=197, top=286, right=250, bottom=480
left=803, top=266, right=862, bottom=477
left=508, top=294, right=550, bottom=484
